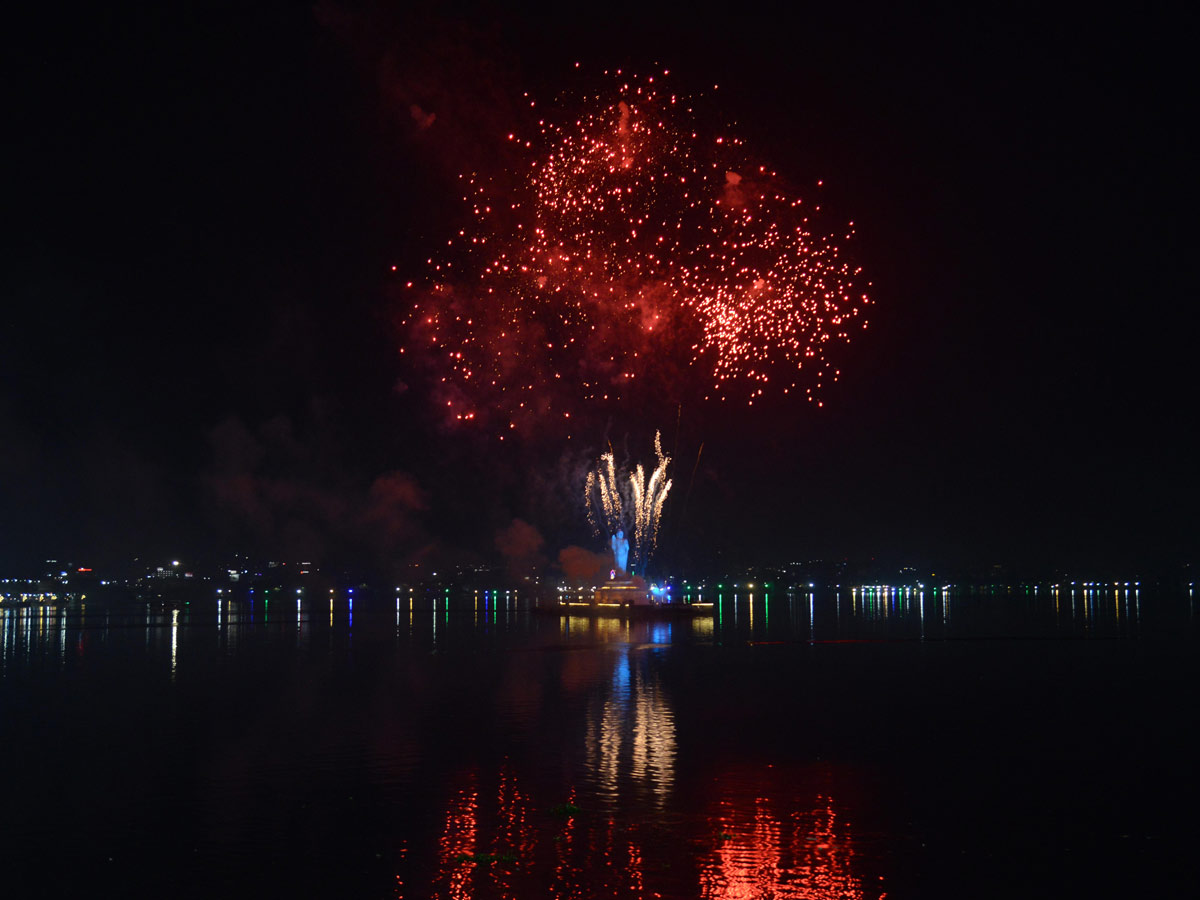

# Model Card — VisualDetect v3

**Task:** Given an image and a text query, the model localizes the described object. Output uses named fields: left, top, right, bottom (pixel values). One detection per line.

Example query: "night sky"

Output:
left=3, top=2, right=1193, bottom=577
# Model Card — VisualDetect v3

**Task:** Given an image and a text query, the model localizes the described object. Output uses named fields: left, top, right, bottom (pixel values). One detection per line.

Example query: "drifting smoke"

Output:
left=495, top=517, right=546, bottom=577
left=206, top=415, right=426, bottom=570
left=557, top=545, right=612, bottom=584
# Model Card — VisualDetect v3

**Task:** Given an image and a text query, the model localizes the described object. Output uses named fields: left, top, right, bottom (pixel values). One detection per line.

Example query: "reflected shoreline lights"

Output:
left=0, top=583, right=1156, bottom=679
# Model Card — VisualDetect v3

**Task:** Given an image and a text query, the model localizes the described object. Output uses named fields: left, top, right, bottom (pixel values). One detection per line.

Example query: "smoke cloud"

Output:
left=495, top=518, right=546, bottom=577
left=409, top=103, right=436, bottom=131
left=557, top=545, right=612, bottom=584
left=206, top=414, right=426, bottom=572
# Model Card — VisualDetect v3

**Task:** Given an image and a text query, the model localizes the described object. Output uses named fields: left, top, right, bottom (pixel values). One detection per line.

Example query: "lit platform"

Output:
left=540, top=580, right=713, bottom=617
left=594, top=580, right=652, bottom=605
left=540, top=601, right=712, bottom=618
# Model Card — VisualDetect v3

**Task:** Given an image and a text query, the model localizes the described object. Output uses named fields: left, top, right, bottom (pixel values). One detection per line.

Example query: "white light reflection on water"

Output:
left=170, top=608, right=178, bottom=680
left=700, top=581, right=1172, bottom=643
left=584, top=644, right=676, bottom=810
left=691, top=614, right=714, bottom=641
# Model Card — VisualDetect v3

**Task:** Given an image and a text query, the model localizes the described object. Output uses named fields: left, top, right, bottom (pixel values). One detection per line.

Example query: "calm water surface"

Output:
left=1, top=585, right=1196, bottom=897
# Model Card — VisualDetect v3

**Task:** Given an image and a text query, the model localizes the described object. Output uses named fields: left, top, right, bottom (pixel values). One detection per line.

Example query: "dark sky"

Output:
left=2, top=1, right=1193, bottom=576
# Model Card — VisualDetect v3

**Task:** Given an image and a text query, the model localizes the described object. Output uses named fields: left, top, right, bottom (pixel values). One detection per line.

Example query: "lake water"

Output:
left=1, top=584, right=1196, bottom=897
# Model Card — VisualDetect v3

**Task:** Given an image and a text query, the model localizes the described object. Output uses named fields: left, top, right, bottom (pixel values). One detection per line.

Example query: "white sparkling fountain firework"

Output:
left=585, top=432, right=672, bottom=571
left=585, top=450, right=624, bottom=537
left=630, top=432, right=672, bottom=570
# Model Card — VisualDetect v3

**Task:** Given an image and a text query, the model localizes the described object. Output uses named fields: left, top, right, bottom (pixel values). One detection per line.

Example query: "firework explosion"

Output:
left=585, top=431, right=672, bottom=571
left=399, top=68, right=870, bottom=432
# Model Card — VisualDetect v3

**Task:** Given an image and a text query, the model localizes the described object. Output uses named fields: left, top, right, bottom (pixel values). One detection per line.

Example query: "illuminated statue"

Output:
left=611, top=529, right=630, bottom=576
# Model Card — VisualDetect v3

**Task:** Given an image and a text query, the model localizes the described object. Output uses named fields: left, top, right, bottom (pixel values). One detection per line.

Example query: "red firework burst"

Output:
left=398, top=68, right=870, bottom=431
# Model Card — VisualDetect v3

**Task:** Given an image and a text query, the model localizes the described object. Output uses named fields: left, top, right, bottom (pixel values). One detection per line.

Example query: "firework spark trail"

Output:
left=399, top=68, right=870, bottom=430
left=585, top=450, right=624, bottom=537
left=584, top=432, right=671, bottom=570
left=629, top=432, right=672, bottom=570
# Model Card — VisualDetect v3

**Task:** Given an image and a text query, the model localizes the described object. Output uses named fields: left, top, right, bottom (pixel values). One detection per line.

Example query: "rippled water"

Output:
left=1, top=585, right=1196, bottom=897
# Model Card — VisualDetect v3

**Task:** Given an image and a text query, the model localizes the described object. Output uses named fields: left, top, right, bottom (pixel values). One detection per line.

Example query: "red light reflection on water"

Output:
left=432, top=773, right=478, bottom=900
left=698, top=785, right=865, bottom=899
left=421, top=766, right=651, bottom=898
left=411, top=762, right=869, bottom=899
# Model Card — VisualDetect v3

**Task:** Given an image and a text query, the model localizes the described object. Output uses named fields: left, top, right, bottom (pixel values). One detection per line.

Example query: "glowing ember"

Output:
left=400, top=69, right=870, bottom=429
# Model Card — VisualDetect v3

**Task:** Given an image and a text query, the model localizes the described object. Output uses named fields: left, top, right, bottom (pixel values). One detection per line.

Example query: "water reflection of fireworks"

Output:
left=421, top=762, right=867, bottom=900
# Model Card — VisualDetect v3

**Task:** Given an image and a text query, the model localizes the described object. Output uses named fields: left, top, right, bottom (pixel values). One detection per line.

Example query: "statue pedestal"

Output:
left=593, top=575, right=650, bottom=606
